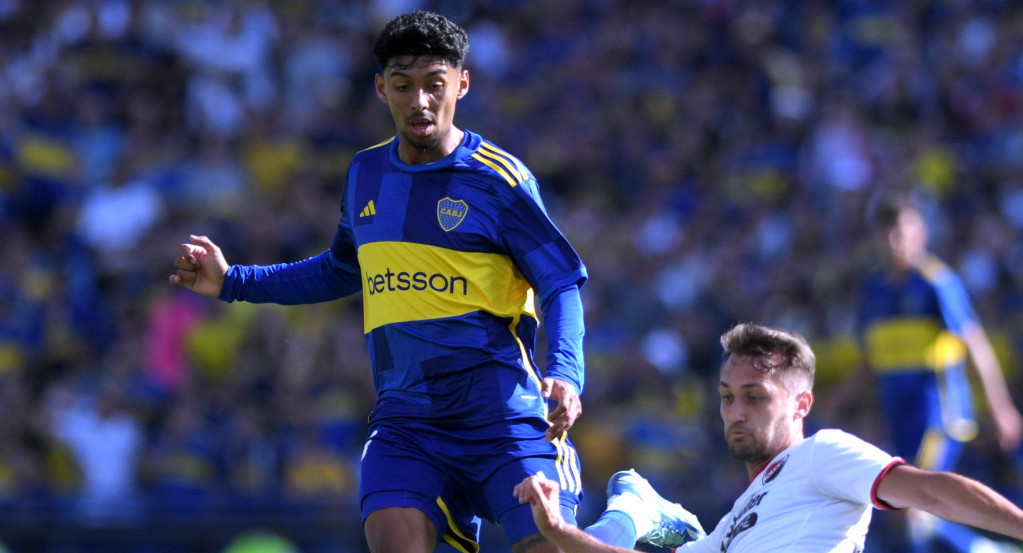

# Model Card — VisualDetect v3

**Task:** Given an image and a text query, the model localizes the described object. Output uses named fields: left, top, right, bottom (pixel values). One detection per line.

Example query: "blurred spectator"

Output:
left=279, top=418, right=353, bottom=504
left=139, top=392, right=219, bottom=515
left=144, top=288, right=206, bottom=395
left=222, top=403, right=280, bottom=500
left=46, top=378, right=144, bottom=524
left=174, top=0, right=279, bottom=137
left=74, top=157, right=166, bottom=274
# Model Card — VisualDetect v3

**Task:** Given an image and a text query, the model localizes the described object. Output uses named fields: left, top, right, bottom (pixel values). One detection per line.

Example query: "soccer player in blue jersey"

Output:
left=171, top=11, right=587, bottom=553
left=850, top=192, right=1023, bottom=553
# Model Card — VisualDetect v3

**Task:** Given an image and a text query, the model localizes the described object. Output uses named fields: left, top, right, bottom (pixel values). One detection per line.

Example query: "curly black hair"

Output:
left=373, top=10, right=469, bottom=71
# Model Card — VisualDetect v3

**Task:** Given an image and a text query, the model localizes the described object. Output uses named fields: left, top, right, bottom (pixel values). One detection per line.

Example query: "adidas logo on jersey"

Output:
left=359, top=200, right=376, bottom=218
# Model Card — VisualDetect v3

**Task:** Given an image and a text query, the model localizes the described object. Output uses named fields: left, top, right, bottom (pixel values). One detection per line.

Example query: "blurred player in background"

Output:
left=849, top=191, right=1023, bottom=553
left=513, top=323, right=1023, bottom=552
left=171, top=10, right=588, bottom=553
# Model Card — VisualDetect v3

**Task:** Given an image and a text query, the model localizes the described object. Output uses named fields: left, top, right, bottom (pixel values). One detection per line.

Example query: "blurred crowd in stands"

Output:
left=1, top=0, right=1022, bottom=551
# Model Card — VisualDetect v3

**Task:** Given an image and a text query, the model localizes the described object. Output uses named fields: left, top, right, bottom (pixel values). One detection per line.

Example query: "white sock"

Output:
left=606, top=490, right=654, bottom=538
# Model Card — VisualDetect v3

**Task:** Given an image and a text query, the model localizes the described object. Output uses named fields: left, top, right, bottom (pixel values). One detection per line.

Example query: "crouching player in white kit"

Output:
left=514, top=323, right=1023, bottom=552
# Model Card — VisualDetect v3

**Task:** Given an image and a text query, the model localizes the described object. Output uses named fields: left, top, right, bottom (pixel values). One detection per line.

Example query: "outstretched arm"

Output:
left=513, top=474, right=637, bottom=553
left=169, top=234, right=228, bottom=297
left=876, top=463, right=1023, bottom=540
left=171, top=224, right=362, bottom=305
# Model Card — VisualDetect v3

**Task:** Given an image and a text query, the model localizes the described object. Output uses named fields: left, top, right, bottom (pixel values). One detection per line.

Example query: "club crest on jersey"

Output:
left=762, top=454, right=788, bottom=484
left=437, top=197, right=468, bottom=231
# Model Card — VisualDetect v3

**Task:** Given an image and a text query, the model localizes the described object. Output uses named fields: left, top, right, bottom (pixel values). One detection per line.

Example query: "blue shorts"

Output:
left=360, top=419, right=583, bottom=549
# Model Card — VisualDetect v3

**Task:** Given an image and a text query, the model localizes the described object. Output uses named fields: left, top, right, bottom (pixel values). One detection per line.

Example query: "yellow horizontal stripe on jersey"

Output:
left=358, top=241, right=536, bottom=332
left=864, top=319, right=967, bottom=373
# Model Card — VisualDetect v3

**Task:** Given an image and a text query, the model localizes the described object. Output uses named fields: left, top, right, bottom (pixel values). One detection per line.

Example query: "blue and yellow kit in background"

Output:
left=857, top=255, right=977, bottom=470
left=219, top=129, right=587, bottom=549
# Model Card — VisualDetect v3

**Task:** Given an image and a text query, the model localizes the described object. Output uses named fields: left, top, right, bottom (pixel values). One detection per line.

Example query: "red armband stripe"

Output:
left=871, top=458, right=906, bottom=510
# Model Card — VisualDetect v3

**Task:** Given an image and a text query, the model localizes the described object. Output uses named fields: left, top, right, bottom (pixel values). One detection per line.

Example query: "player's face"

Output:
left=376, top=55, right=469, bottom=164
left=884, top=209, right=928, bottom=270
left=719, top=354, right=809, bottom=474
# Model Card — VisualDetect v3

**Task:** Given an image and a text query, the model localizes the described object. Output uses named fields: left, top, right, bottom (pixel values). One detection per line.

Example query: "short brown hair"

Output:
left=720, top=323, right=815, bottom=390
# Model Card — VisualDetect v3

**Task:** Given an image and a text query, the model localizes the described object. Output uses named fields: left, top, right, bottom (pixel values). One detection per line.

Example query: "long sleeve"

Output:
left=218, top=248, right=361, bottom=305
left=539, top=284, right=585, bottom=395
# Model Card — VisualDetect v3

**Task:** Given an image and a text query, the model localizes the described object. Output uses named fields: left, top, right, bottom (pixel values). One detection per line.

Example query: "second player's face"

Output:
left=718, top=354, right=805, bottom=474
left=376, top=55, right=469, bottom=164
left=884, top=209, right=928, bottom=270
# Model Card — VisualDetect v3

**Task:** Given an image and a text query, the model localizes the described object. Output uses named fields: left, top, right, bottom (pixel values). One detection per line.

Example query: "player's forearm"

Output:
left=919, top=471, right=1023, bottom=540
left=963, top=327, right=1017, bottom=411
left=219, top=250, right=360, bottom=305
left=540, top=284, right=585, bottom=394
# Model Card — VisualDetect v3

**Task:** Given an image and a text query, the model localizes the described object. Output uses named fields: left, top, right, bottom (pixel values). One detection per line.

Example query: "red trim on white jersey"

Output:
left=870, top=458, right=907, bottom=510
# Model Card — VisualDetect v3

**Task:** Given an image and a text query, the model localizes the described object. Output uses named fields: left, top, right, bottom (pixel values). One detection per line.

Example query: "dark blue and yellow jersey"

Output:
left=220, top=130, right=587, bottom=429
left=857, top=255, right=981, bottom=449
left=856, top=255, right=976, bottom=376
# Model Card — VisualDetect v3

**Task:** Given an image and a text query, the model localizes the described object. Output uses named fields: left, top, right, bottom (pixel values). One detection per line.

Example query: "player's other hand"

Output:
left=513, top=472, right=564, bottom=536
left=543, top=377, right=581, bottom=441
left=169, top=235, right=228, bottom=298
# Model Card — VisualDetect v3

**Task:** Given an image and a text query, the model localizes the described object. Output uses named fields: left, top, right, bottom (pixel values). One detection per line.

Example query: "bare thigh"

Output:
left=364, top=507, right=437, bottom=553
